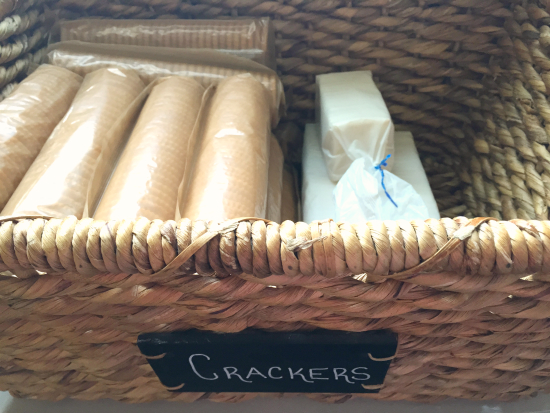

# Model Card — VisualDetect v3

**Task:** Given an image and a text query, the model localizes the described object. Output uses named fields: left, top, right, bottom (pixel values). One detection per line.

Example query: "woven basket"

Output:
left=1, top=0, right=550, bottom=404
left=0, top=0, right=50, bottom=95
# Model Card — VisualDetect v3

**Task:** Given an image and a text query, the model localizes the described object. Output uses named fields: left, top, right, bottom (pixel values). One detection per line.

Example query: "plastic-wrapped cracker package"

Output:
left=1, top=68, right=146, bottom=218
left=0, top=64, right=82, bottom=212
left=94, top=77, right=206, bottom=221
left=266, top=136, right=284, bottom=222
left=316, top=71, right=395, bottom=181
left=47, top=41, right=283, bottom=126
left=57, top=18, right=276, bottom=69
left=181, top=75, right=271, bottom=221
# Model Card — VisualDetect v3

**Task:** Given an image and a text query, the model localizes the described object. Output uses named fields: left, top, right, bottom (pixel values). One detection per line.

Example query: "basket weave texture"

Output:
left=1, top=0, right=550, bottom=404
left=0, top=0, right=49, bottom=94
left=0, top=215, right=549, bottom=403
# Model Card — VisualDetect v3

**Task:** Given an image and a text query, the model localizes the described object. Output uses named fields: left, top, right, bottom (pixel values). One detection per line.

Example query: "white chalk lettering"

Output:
left=309, top=368, right=329, bottom=380
left=351, top=367, right=370, bottom=381
left=224, top=367, right=252, bottom=383
left=288, top=367, right=314, bottom=383
left=246, top=367, right=267, bottom=380
left=333, top=368, right=355, bottom=384
left=188, top=358, right=373, bottom=385
left=188, top=354, right=218, bottom=380
left=268, top=367, right=282, bottom=379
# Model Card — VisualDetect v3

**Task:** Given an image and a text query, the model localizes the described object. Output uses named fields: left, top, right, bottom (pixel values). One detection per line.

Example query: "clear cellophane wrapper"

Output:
left=47, top=41, right=284, bottom=126
left=93, top=76, right=208, bottom=222
left=0, top=64, right=82, bottom=211
left=56, top=18, right=276, bottom=69
left=180, top=74, right=272, bottom=221
left=1, top=67, right=146, bottom=218
left=267, top=135, right=284, bottom=222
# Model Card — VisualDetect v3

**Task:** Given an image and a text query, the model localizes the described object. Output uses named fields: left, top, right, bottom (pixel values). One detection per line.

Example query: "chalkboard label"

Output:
left=137, top=329, right=397, bottom=393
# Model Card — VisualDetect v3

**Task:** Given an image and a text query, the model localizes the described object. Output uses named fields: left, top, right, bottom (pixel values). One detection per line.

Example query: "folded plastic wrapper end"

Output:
left=334, top=157, right=430, bottom=223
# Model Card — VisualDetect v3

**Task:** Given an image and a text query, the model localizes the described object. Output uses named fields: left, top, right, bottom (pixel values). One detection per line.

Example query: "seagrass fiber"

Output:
left=2, top=0, right=550, bottom=404
left=0, top=216, right=548, bottom=401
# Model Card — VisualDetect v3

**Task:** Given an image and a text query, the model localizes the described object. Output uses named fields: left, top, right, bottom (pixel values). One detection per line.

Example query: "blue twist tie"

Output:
left=374, top=154, right=398, bottom=208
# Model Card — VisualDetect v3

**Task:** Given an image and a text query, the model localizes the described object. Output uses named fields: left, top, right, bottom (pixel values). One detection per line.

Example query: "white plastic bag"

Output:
left=334, top=155, right=430, bottom=223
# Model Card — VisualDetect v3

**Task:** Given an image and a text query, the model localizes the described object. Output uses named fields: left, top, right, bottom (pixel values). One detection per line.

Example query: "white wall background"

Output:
left=0, top=392, right=549, bottom=413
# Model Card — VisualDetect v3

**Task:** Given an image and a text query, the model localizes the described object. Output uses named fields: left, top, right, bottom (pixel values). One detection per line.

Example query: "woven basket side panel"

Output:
left=496, top=2, right=550, bottom=222
left=0, top=1, right=49, bottom=95
left=1, top=217, right=550, bottom=401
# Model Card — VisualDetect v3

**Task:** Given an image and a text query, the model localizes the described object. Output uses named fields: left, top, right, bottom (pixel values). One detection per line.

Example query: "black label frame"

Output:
left=137, top=329, right=397, bottom=394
